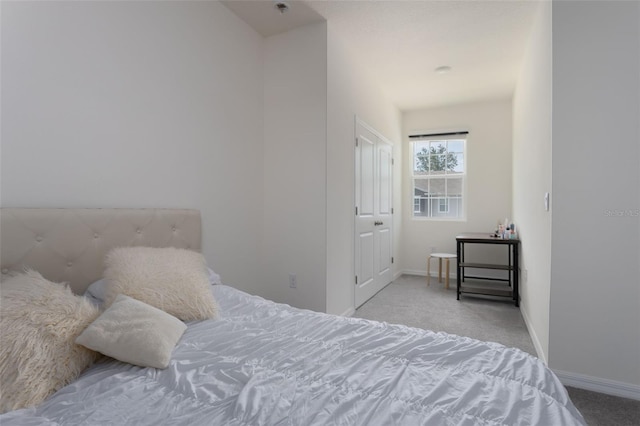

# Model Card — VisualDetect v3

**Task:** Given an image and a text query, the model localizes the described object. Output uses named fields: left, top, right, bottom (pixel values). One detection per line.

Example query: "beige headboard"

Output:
left=0, top=208, right=201, bottom=294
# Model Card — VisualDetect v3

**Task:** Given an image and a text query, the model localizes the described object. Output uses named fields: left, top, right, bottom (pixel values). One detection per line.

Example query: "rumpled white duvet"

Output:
left=1, top=285, right=585, bottom=425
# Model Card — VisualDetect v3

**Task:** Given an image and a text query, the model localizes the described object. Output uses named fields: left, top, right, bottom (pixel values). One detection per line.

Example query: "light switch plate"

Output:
left=544, top=193, right=550, bottom=211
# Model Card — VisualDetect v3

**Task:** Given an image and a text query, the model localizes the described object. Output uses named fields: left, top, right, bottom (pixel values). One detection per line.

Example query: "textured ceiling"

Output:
left=222, top=0, right=541, bottom=111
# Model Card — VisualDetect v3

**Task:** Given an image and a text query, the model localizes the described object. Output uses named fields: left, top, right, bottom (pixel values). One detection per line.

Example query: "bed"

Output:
left=0, top=208, right=585, bottom=425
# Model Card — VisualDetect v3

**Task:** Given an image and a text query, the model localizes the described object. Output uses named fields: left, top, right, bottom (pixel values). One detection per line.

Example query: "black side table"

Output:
left=456, top=233, right=520, bottom=307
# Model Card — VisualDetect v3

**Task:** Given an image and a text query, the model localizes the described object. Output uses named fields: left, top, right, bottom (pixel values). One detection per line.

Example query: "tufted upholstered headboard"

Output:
left=0, top=208, right=201, bottom=294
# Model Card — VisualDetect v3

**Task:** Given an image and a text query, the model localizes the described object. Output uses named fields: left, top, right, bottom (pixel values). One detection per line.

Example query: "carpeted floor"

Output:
left=354, top=274, right=640, bottom=426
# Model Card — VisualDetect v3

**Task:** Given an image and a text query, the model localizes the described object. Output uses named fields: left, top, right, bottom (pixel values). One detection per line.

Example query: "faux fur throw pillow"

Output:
left=103, top=246, right=218, bottom=321
left=0, top=271, right=101, bottom=413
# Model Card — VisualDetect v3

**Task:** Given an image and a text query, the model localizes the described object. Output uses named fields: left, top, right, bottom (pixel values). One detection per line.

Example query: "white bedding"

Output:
left=1, top=285, right=585, bottom=425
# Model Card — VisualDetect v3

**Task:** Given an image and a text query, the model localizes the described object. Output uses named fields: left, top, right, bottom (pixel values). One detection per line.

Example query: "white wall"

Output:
left=402, top=100, right=513, bottom=275
left=550, top=0, right=640, bottom=397
left=1, top=1, right=399, bottom=316
left=262, top=22, right=328, bottom=312
left=0, top=1, right=265, bottom=292
left=262, top=22, right=402, bottom=316
left=326, top=25, right=402, bottom=316
left=512, top=1, right=552, bottom=363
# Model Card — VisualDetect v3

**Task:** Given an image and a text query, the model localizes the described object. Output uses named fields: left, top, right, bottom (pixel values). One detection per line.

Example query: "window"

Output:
left=411, top=134, right=465, bottom=219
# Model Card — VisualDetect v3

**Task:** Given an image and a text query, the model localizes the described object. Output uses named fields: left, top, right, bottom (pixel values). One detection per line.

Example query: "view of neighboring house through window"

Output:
left=411, top=134, right=466, bottom=219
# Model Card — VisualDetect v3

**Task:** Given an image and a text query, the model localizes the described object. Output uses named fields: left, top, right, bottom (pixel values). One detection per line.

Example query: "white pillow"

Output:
left=85, top=278, right=107, bottom=302
left=0, top=271, right=101, bottom=413
left=103, top=247, right=218, bottom=321
left=207, top=267, right=222, bottom=285
left=76, top=294, right=187, bottom=369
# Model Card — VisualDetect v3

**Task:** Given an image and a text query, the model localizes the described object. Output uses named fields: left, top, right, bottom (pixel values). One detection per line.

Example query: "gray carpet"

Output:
left=354, top=274, right=640, bottom=426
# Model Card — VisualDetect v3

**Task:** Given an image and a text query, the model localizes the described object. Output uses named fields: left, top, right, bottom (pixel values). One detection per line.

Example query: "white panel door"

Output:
left=375, top=141, right=393, bottom=289
left=355, top=120, right=393, bottom=308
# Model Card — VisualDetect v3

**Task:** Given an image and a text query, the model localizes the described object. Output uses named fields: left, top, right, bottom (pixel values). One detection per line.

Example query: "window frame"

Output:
left=410, top=134, right=467, bottom=222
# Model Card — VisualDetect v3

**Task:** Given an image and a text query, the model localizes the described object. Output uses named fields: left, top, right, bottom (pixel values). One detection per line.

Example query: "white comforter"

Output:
left=1, top=285, right=585, bottom=425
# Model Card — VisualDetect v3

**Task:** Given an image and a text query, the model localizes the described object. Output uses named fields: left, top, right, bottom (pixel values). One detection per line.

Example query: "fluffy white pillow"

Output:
left=0, top=271, right=101, bottom=413
left=85, top=267, right=221, bottom=305
left=103, top=247, right=218, bottom=321
left=76, top=294, right=187, bottom=369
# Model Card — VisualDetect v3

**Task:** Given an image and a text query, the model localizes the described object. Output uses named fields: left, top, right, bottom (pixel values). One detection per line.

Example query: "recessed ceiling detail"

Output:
left=274, top=2, right=290, bottom=15
left=222, top=1, right=540, bottom=111
left=221, top=1, right=324, bottom=38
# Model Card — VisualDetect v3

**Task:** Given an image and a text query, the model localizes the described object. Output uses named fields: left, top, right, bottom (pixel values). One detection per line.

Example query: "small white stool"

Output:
left=427, top=253, right=457, bottom=289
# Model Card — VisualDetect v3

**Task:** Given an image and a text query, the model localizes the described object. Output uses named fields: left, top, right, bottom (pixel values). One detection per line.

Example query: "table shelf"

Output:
left=459, top=283, right=513, bottom=298
left=458, top=262, right=513, bottom=270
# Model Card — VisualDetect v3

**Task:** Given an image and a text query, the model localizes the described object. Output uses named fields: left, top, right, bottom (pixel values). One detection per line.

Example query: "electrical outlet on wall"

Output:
left=523, top=269, right=528, bottom=285
left=289, top=273, right=297, bottom=288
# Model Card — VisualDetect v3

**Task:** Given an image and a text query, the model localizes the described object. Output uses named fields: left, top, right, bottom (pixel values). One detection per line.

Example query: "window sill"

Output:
left=411, top=216, right=467, bottom=222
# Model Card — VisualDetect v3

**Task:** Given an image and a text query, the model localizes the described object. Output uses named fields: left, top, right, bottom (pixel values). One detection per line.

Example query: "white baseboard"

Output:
left=519, top=305, right=548, bottom=364
left=402, top=269, right=427, bottom=277
left=553, top=369, right=640, bottom=401
left=402, top=269, right=458, bottom=279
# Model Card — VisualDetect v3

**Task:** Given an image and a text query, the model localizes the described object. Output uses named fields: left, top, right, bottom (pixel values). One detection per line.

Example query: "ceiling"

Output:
left=222, top=0, right=541, bottom=111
